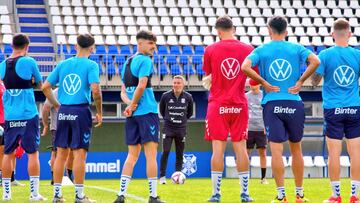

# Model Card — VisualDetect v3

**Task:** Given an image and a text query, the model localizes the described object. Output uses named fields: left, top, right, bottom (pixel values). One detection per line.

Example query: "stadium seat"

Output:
left=157, top=45, right=168, bottom=55
left=183, top=65, right=194, bottom=75
left=115, top=55, right=126, bottom=65
left=179, top=55, right=189, bottom=65
left=170, top=46, right=181, bottom=55
left=96, top=45, right=106, bottom=55
left=166, top=55, right=177, bottom=65
left=170, top=64, right=181, bottom=75
left=120, top=45, right=131, bottom=55
left=4, top=44, right=12, bottom=54
left=182, top=46, right=193, bottom=55
left=159, top=64, right=169, bottom=75
left=102, top=55, right=113, bottom=64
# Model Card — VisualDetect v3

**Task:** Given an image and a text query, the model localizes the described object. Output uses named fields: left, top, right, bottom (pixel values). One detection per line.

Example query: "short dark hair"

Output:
left=215, top=15, right=233, bottom=30
left=333, top=19, right=350, bottom=31
left=136, top=30, right=157, bottom=42
left=268, top=16, right=288, bottom=34
left=77, top=34, right=95, bottom=48
left=12, top=33, right=30, bottom=49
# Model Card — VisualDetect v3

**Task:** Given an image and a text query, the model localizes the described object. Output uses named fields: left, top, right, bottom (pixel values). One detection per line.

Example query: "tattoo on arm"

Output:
left=311, top=73, right=322, bottom=86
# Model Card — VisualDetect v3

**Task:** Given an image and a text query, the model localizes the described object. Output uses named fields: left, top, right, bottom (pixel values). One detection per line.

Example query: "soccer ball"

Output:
left=171, top=171, right=186, bottom=184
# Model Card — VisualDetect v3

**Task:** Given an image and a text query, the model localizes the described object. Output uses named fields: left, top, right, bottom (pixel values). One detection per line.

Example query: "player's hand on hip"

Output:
left=41, top=125, right=48, bottom=136
left=288, top=81, right=303, bottom=94
left=263, top=81, right=280, bottom=93
left=94, top=113, right=102, bottom=128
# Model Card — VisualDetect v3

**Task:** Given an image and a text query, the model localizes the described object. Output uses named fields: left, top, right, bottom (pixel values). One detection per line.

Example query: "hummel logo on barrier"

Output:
left=333, top=65, right=355, bottom=87
left=220, top=58, right=240, bottom=80
left=8, top=89, right=22, bottom=96
left=63, top=74, right=81, bottom=95
left=269, top=59, right=292, bottom=81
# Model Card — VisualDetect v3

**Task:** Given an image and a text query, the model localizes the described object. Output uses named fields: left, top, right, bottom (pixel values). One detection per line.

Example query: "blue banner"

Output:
left=15, top=152, right=212, bottom=180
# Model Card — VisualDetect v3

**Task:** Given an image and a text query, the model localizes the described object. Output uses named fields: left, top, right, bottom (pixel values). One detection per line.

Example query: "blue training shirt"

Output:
left=316, top=46, right=360, bottom=109
left=0, top=56, right=42, bottom=120
left=247, top=40, right=311, bottom=104
left=121, top=54, right=158, bottom=116
left=47, top=57, right=100, bottom=105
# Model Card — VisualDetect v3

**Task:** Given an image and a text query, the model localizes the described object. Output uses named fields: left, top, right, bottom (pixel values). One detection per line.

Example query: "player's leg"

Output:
left=174, top=135, right=185, bottom=172
left=257, top=147, right=268, bottom=184
left=233, top=141, right=253, bottom=202
left=144, top=141, right=163, bottom=201
left=289, top=141, right=304, bottom=198
left=72, top=148, right=89, bottom=201
left=116, top=144, right=141, bottom=201
left=269, top=142, right=286, bottom=200
left=50, top=150, right=56, bottom=185
left=65, top=150, right=74, bottom=182
left=53, top=147, right=70, bottom=200
left=159, top=135, right=173, bottom=184
left=246, top=131, right=255, bottom=157
left=209, top=140, right=226, bottom=202
left=347, top=137, right=360, bottom=201
left=27, top=151, right=42, bottom=199
left=2, top=152, right=15, bottom=200
left=326, top=137, right=342, bottom=200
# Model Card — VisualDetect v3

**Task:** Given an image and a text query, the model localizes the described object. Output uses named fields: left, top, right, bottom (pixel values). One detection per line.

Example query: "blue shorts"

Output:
left=55, top=104, right=92, bottom=151
left=125, top=113, right=159, bottom=145
left=263, top=100, right=305, bottom=143
left=4, top=115, right=40, bottom=154
left=324, top=106, right=360, bottom=140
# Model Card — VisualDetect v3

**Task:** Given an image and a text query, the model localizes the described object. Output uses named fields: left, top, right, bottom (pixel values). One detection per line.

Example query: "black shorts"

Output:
left=246, top=131, right=267, bottom=149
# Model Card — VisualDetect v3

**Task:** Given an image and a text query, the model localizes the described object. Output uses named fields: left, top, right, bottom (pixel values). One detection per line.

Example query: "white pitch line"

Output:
left=87, top=185, right=147, bottom=202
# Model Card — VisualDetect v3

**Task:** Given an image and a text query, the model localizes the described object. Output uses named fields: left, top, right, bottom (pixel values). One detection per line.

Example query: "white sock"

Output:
left=211, top=171, right=222, bottom=196
left=277, top=186, right=285, bottom=199
left=2, top=178, right=11, bottom=200
left=118, top=175, right=131, bottom=196
left=331, top=181, right=340, bottom=197
left=148, top=177, right=157, bottom=198
left=295, top=187, right=303, bottom=197
left=29, top=176, right=39, bottom=197
left=75, top=184, right=85, bottom=199
left=351, top=180, right=360, bottom=196
left=238, top=171, right=249, bottom=195
left=53, top=183, right=62, bottom=198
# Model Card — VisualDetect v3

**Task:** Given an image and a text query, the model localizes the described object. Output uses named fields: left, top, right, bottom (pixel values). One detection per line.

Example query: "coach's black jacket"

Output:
left=159, top=90, right=193, bottom=137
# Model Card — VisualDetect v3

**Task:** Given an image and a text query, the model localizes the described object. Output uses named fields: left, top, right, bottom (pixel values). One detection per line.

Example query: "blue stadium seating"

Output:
left=170, top=64, right=181, bottom=75
left=196, top=64, right=205, bottom=75
left=194, top=46, right=205, bottom=55
left=133, top=45, right=137, bottom=54
left=158, top=46, right=168, bottom=55
left=96, top=45, right=106, bottom=55
left=153, top=55, right=164, bottom=65
left=316, top=46, right=327, bottom=54
left=170, top=46, right=181, bottom=55
left=305, top=46, right=315, bottom=53
left=159, top=64, right=169, bottom=75
left=107, top=64, right=116, bottom=76
left=116, top=55, right=126, bottom=65
left=4, top=44, right=12, bottom=54
left=182, top=46, right=193, bottom=55
left=98, top=63, right=103, bottom=75
left=90, top=55, right=100, bottom=63
left=120, top=45, right=131, bottom=55
left=57, top=44, right=68, bottom=54
left=192, top=55, right=202, bottom=65
left=183, top=65, right=194, bottom=75
left=166, top=55, right=177, bottom=65
left=102, top=55, right=113, bottom=64
left=108, top=45, right=119, bottom=55
left=179, top=55, right=188, bottom=65
left=69, top=45, right=76, bottom=54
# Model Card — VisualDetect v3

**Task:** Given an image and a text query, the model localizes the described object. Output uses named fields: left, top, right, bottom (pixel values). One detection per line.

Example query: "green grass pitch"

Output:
left=4, top=178, right=352, bottom=202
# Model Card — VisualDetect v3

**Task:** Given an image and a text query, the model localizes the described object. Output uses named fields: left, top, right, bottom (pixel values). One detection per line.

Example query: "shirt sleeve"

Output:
left=316, top=51, right=326, bottom=76
left=47, top=63, right=60, bottom=86
left=88, top=61, right=100, bottom=84
left=246, top=48, right=260, bottom=68
left=299, top=45, right=312, bottom=64
left=31, top=58, right=42, bottom=83
left=159, top=93, right=166, bottom=117
left=202, top=46, right=211, bottom=75
left=138, top=57, right=152, bottom=78
left=187, top=94, right=194, bottom=119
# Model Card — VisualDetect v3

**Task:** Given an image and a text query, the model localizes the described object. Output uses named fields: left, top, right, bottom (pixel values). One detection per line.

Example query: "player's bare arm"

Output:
left=311, top=73, right=323, bottom=87
left=41, top=103, right=51, bottom=136
left=91, top=83, right=102, bottom=127
left=124, top=76, right=148, bottom=117
left=42, top=81, right=60, bottom=109
left=288, top=53, right=320, bottom=94
left=120, top=84, right=132, bottom=106
left=241, top=58, right=280, bottom=93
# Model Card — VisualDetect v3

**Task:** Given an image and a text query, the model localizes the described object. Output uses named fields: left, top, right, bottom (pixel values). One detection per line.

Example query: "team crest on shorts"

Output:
left=182, top=154, right=197, bottom=176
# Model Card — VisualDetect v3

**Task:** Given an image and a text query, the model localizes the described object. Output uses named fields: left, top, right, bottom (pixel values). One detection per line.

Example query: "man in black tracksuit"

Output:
left=159, top=75, right=193, bottom=184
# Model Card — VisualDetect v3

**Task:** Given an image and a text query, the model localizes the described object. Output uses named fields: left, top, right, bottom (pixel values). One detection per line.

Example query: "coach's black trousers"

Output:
left=160, top=136, right=185, bottom=177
